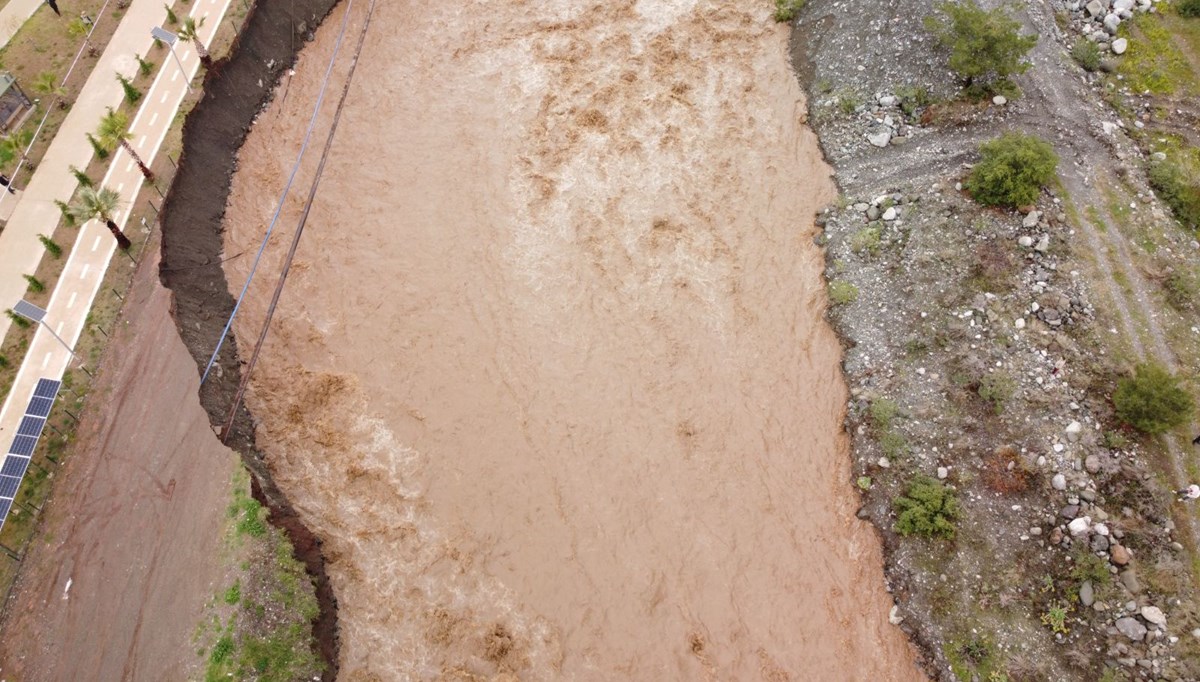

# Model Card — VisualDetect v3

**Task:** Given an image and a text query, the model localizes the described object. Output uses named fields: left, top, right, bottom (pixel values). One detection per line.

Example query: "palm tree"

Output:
left=69, top=186, right=130, bottom=250
left=95, top=107, right=154, bottom=181
left=177, top=16, right=211, bottom=68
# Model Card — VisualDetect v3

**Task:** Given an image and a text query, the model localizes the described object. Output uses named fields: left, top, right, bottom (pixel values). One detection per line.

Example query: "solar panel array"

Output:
left=0, top=378, right=60, bottom=532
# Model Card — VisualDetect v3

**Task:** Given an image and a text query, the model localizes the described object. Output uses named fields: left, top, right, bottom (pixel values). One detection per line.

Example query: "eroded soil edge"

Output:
left=156, top=0, right=341, bottom=675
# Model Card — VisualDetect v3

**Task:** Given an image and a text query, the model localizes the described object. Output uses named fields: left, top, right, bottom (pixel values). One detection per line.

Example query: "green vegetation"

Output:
left=0, top=130, right=32, bottom=167
left=55, top=199, right=76, bottom=226
left=856, top=475, right=873, bottom=490
left=85, top=133, right=109, bottom=160
left=1117, top=14, right=1194, bottom=95
left=164, top=4, right=178, bottom=25
left=1070, top=547, right=1112, bottom=586
left=1071, top=40, right=1102, bottom=72
left=228, top=487, right=268, bottom=538
left=136, top=53, right=153, bottom=77
left=977, top=371, right=1017, bottom=414
left=5, top=310, right=31, bottom=329
left=38, top=234, right=62, bottom=258
left=96, top=108, right=154, bottom=181
left=1148, top=152, right=1200, bottom=231
left=223, top=580, right=241, bottom=605
left=69, top=165, right=93, bottom=187
left=773, top=0, right=806, bottom=22
left=116, top=73, right=141, bottom=104
left=946, top=635, right=1004, bottom=682
left=1112, top=362, right=1194, bottom=434
left=895, top=85, right=934, bottom=118
left=23, top=275, right=45, bottom=294
left=1182, top=0, right=1200, bottom=17
left=894, top=475, right=961, bottom=539
left=924, top=0, right=1037, bottom=97
left=1041, top=601, right=1070, bottom=634
left=829, top=280, right=859, bottom=305
left=1163, top=268, right=1199, bottom=311
left=966, top=133, right=1059, bottom=208
left=850, top=226, right=881, bottom=256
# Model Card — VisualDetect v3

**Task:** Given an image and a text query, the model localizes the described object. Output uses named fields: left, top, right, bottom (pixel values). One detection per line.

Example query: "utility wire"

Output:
left=221, top=0, right=376, bottom=442
left=200, top=0, right=357, bottom=384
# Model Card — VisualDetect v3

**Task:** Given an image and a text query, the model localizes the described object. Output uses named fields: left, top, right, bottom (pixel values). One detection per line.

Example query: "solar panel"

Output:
left=12, top=300, right=46, bottom=324
left=8, top=435, right=36, bottom=457
left=0, top=500, right=11, bottom=520
left=33, top=379, right=61, bottom=399
left=1, top=456, right=29, bottom=479
left=26, top=397, right=54, bottom=418
left=0, top=475, right=21, bottom=498
left=17, top=416, right=45, bottom=438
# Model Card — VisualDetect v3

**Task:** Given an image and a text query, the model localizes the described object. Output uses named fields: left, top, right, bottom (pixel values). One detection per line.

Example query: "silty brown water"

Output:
left=221, top=1, right=927, bottom=678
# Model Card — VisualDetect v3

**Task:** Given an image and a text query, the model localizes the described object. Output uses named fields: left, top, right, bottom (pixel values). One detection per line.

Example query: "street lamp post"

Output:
left=12, top=300, right=89, bottom=376
left=151, top=26, right=192, bottom=93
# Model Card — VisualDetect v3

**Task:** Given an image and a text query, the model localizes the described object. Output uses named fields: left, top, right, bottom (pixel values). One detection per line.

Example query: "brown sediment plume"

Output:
left=222, top=1, right=928, bottom=679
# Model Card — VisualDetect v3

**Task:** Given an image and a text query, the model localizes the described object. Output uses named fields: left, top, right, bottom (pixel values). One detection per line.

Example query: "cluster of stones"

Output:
left=1064, top=0, right=1161, bottom=54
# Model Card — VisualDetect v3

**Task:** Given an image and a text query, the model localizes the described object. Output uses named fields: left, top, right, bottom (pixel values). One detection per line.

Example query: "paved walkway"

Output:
left=0, top=0, right=228, bottom=462
left=0, top=0, right=167, bottom=344
left=0, top=0, right=43, bottom=51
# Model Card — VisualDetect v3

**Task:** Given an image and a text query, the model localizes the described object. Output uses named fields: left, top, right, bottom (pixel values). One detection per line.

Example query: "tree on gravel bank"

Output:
left=965, top=132, right=1058, bottom=208
left=96, top=108, right=154, bottom=182
left=69, top=186, right=131, bottom=250
left=1113, top=363, right=1194, bottom=435
left=925, top=0, right=1037, bottom=98
left=178, top=16, right=212, bottom=69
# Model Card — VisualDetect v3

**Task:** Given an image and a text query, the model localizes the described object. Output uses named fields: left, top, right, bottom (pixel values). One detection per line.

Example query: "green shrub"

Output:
left=1163, top=268, right=1199, bottom=311
left=1180, top=0, right=1200, bottom=17
left=773, top=0, right=806, bottom=22
left=1071, top=40, right=1102, bottom=72
left=223, top=580, right=241, bottom=605
left=5, top=309, right=31, bottom=329
left=1071, top=547, right=1112, bottom=586
left=896, top=85, right=934, bottom=118
left=850, top=226, right=881, bottom=256
left=924, top=0, right=1037, bottom=94
left=1113, top=362, right=1194, bottom=434
left=1148, top=157, right=1200, bottom=231
left=894, top=475, right=961, bottom=539
left=136, top=54, right=153, bottom=77
left=69, top=165, right=92, bottom=187
left=966, top=133, right=1059, bottom=207
left=38, top=234, right=62, bottom=258
left=0, top=355, right=8, bottom=369
left=870, top=398, right=900, bottom=431
left=829, top=280, right=859, bottom=305
left=23, top=274, right=44, bottom=293
left=116, top=74, right=141, bottom=104
left=55, top=199, right=76, bottom=226
left=86, top=133, right=108, bottom=160
left=977, top=372, right=1017, bottom=413
left=164, top=3, right=178, bottom=24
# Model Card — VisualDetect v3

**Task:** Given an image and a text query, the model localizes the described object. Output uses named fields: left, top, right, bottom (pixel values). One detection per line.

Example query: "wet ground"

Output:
left=220, top=0, right=925, bottom=679
left=0, top=246, right=237, bottom=681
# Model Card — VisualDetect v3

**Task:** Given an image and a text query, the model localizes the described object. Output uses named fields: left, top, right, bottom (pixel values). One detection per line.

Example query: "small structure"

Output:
left=0, top=73, right=32, bottom=134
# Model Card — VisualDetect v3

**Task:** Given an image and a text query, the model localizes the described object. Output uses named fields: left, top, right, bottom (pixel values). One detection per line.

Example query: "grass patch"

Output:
left=895, top=475, right=961, bottom=539
left=829, top=280, right=859, bottom=305
left=1148, top=144, right=1200, bottom=232
left=1116, top=13, right=1197, bottom=95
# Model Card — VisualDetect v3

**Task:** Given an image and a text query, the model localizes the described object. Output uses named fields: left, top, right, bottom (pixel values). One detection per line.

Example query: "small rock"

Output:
left=867, top=131, right=892, bottom=148
left=889, top=604, right=904, bottom=625
left=853, top=202, right=870, bottom=212
left=878, top=457, right=890, bottom=468
left=1068, top=516, right=1091, bottom=536
left=1114, top=0, right=1135, bottom=12
left=1050, top=527, right=1064, bottom=545
left=1111, top=544, right=1131, bottom=566
left=1066, top=421, right=1082, bottom=442
left=1104, top=13, right=1122, bottom=34
left=1060, top=504, right=1080, bottom=519
left=1112, top=37, right=1128, bottom=54
left=1052, top=473, right=1067, bottom=491
left=1018, top=235, right=1033, bottom=247
left=1015, top=318, right=1026, bottom=329
left=1120, top=568, right=1142, bottom=594
left=1023, top=210, right=1041, bottom=228
left=992, top=95, right=1007, bottom=106
left=1085, top=455, right=1101, bottom=473
left=1141, top=606, right=1166, bottom=626
left=1093, top=523, right=1109, bottom=537
left=1035, top=234, right=1050, bottom=252
left=867, top=205, right=880, bottom=221
left=1086, top=0, right=1104, bottom=16
left=1080, top=580, right=1095, bottom=607
left=878, top=95, right=898, bottom=107
left=1117, top=617, right=1147, bottom=641
left=1152, top=151, right=1167, bottom=162
left=936, top=466, right=948, bottom=479
left=882, top=207, right=898, bottom=221
left=1092, top=534, right=1110, bottom=552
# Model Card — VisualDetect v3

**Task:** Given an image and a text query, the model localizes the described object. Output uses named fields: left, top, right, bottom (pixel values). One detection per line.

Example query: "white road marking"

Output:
left=161, top=90, right=170, bottom=103
left=116, top=182, right=125, bottom=194
left=41, top=353, right=50, bottom=369
left=67, top=292, right=77, bottom=309
left=125, top=161, right=134, bottom=173
left=80, top=264, right=90, bottom=278
left=55, top=321, right=63, bottom=335
left=181, top=50, right=190, bottom=61
left=138, top=135, right=146, bottom=147
left=149, top=112, right=158, bottom=126
left=92, top=236, right=101, bottom=252
left=172, top=70, right=179, bottom=82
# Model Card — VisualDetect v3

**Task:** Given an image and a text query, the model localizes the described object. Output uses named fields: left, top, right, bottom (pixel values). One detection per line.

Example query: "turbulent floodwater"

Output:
left=221, top=1, right=925, bottom=679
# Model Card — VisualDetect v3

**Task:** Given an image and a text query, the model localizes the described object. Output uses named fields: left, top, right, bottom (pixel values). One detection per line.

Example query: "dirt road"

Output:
left=222, top=1, right=924, bottom=679
left=0, top=247, right=237, bottom=681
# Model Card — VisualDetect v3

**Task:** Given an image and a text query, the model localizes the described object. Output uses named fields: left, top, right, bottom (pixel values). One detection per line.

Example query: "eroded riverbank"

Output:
left=219, top=1, right=925, bottom=678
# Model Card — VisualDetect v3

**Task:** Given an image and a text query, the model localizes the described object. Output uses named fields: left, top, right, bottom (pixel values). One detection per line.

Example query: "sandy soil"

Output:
left=222, top=1, right=925, bottom=679
left=0, top=247, right=237, bottom=681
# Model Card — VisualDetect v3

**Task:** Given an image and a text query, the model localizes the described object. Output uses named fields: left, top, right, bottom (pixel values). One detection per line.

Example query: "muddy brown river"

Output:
left=221, top=1, right=926, bottom=678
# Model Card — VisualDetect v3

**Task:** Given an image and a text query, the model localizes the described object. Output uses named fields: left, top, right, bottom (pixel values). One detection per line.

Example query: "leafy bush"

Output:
left=1148, top=157, right=1200, bottom=231
left=1071, top=40, right=1102, bottom=72
left=1180, top=0, right=1200, bottom=17
left=966, top=133, right=1059, bottom=207
left=977, top=372, right=1017, bottom=413
left=1113, top=362, right=1194, bottom=434
left=23, top=275, right=44, bottom=293
left=38, top=234, right=62, bottom=258
left=1071, top=547, right=1112, bottom=586
left=870, top=398, right=900, bottom=431
left=894, top=475, right=961, bottom=539
left=924, top=0, right=1037, bottom=95
left=773, top=0, right=806, bottom=22
left=850, top=226, right=881, bottom=256
left=828, top=280, right=859, bottom=305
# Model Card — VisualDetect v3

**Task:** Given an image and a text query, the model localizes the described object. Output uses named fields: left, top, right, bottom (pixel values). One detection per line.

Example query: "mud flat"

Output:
left=219, top=1, right=926, bottom=678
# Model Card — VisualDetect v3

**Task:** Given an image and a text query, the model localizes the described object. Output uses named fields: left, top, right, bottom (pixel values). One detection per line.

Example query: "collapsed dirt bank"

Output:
left=156, top=0, right=341, bottom=674
left=219, top=1, right=927, bottom=678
